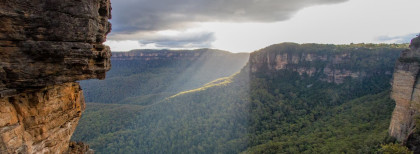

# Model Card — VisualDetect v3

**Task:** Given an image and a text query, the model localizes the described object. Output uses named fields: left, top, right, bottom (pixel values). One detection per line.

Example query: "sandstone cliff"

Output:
left=0, top=0, right=111, bottom=153
left=389, top=35, right=420, bottom=148
left=249, top=43, right=402, bottom=84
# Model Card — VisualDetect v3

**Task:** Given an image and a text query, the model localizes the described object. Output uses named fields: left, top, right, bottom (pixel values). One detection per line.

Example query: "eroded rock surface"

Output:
left=389, top=36, right=420, bottom=142
left=0, top=83, right=85, bottom=153
left=0, top=0, right=111, bottom=153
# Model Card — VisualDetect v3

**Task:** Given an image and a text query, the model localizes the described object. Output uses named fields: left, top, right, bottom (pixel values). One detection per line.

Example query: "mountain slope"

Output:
left=79, top=49, right=249, bottom=105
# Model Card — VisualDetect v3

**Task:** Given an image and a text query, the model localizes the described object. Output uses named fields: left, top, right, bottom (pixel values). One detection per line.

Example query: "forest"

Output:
left=72, top=44, right=409, bottom=153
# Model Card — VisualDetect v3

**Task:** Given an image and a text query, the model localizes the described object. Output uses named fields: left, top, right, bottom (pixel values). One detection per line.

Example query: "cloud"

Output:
left=104, top=40, right=142, bottom=52
left=139, top=31, right=216, bottom=48
left=110, top=0, right=348, bottom=34
left=108, top=0, right=348, bottom=50
left=106, top=31, right=216, bottom=50
left=376, top=33, right=419, bottom=43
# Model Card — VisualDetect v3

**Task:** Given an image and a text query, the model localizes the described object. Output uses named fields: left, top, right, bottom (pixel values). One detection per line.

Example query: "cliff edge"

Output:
left=389, top=35, right=420, bottom=149
left=0, top=0, right=111, bottom=153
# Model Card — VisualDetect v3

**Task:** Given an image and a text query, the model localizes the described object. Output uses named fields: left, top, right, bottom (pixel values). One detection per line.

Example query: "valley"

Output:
left=72, top=43, right=408, bottom=153
left=1, top=1, right=418, bottom=153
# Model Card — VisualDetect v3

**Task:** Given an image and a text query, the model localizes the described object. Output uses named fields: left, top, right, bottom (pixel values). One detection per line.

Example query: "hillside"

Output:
left=72, top=43, right=407, bottom=153
left=79, top=48, right=249, bottom=105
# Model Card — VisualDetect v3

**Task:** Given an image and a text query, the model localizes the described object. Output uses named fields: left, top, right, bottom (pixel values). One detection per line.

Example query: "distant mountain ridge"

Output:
left=111, top=49, right=247, bottom=61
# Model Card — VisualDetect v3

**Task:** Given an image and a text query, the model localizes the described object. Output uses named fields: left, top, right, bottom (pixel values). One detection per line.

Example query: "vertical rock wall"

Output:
left=0, top=0, right=112, bottom=153
left=0, top=83, right=85, bottom=153
left=248, top=43, right=401, bottom=84
left=389, top=36, right=420, bottom=142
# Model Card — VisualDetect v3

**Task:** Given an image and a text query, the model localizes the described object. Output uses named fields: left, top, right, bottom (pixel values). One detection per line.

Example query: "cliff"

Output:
left=249, top=43, right=403, bottom=84
left=0, top=0, right=111, bottom=153
left=389, top=35, right=420, bottom=151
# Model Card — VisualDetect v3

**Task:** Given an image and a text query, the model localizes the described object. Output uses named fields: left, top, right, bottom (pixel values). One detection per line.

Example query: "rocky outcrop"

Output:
left=0, top=0, right=111, bottom=153
left=68, top=142, right=94, bottom=154
left=389, top=36, right=420, bottom=144
left=249, top=43, right=400, bottom=84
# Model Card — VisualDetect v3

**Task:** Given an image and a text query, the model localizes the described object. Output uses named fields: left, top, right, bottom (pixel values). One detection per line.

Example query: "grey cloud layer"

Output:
left=140, top=32, right=216, bottom=48
left=376, top=33, right=419, bottom=43
left=110, top=0, right=347, bottom=48
left=111, top=0, right=347, bottom=34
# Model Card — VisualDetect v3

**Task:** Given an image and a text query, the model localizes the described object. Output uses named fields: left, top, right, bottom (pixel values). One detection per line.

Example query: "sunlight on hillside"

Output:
left=168, top=75, right=235, bottom=99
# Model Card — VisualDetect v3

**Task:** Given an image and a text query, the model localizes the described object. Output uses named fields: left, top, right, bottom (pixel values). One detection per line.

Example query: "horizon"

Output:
left=110, top=41, right=412, bottom=53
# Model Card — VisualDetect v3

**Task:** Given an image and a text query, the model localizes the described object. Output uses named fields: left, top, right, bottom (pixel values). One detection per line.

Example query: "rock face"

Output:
left=0, top=0, right=112, bottom=96
left=0, top=0, right=111, bottom=153
left=249, top=43, right=400, bottom=84
left=389, top=36, right=420, bottom=143
left=250, top=51, right=364, bottom=84
left=0, top=83, right=85, bottom=153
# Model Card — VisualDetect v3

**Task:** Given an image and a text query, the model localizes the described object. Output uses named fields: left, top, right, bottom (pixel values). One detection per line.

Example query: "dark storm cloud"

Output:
left=140, top=32, right=216, bottom=48
left=110, top=0, right=348, bottom=34
left=376, top=33, right=419, bottom=43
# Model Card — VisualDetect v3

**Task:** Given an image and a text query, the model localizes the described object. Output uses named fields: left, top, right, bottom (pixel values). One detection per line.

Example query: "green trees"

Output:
left=379, top=143, right=413, bottom=154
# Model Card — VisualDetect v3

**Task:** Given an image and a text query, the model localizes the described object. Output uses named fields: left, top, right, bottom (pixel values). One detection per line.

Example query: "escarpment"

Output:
left=0, top=0, right=111, bottom=153
left=389, top=35, right=420, bottom=151
left=249, top=43, right=402, bottom=84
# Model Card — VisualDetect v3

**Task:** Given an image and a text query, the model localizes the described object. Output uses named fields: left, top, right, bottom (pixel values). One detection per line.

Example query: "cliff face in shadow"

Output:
left=0, top=0, right=111, bottom=153
left=389, top=35, right=420, bottom=151
left=249, top=43, right=402, bottom=84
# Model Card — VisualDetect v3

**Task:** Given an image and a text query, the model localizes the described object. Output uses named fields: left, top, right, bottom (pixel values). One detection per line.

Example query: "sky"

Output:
left=105, top=0, right=420, bottom=53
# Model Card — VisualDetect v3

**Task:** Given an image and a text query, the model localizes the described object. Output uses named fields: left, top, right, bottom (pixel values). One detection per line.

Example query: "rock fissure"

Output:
left=411, top=70, right=420, bottom=101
